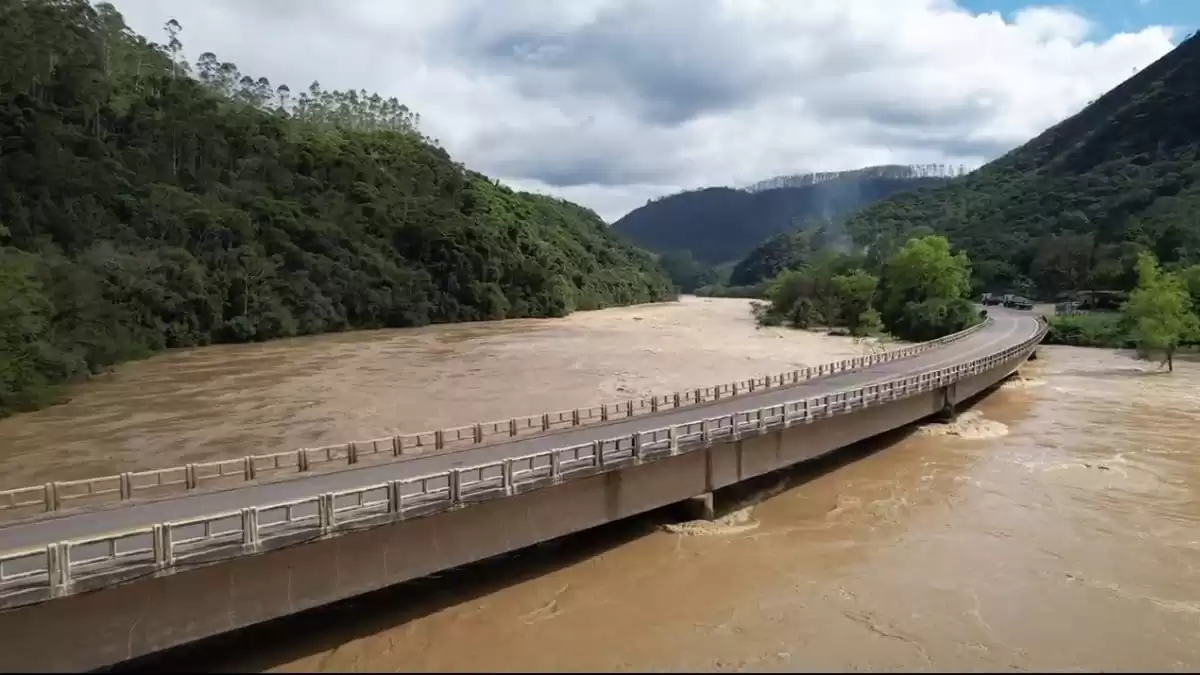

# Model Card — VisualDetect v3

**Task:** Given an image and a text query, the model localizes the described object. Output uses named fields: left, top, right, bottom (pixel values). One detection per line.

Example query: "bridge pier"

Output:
left=1028, top=349, right=1039, bottom=361
left=680, top=492, right=715, bottom=521
left=936, top=383, right=958, bottom=422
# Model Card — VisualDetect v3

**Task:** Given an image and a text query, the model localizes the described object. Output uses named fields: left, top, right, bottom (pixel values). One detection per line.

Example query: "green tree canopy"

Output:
left=0, top=0, right=674, bottom=416
left=878, top=235, right=976, bottom=340
left=1122, top=252, right=1198, bottom=371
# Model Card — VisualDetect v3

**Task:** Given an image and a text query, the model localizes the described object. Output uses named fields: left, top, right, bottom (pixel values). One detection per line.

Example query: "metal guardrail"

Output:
left=0, top=317, right=1047, bottom=604
left=0, top=319, right=993, bottom=519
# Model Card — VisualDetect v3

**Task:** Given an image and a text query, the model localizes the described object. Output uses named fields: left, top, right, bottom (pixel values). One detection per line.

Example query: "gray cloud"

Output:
left=108, top=0, right=1178, bottom=221
left=444, top=0, right=775, bottom=125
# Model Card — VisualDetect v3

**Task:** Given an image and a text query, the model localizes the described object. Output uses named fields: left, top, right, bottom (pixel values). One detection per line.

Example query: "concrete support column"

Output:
left=681, top=491, right=715, bottom=521
left=936, top=383, right=958, bottom=421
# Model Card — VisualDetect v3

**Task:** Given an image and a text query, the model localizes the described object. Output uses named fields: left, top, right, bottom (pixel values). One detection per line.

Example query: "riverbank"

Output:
left=0, top=296, right=903, bottom=489
left=1044, top=312, right=1200, bottom=360
left=1044, top=312, right=1131, bottom=348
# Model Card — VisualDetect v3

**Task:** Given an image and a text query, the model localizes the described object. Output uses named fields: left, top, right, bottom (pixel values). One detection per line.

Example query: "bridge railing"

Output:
left=0, top=319, right=993, bottom=520
left=0, top=317, right=1047, bottom=604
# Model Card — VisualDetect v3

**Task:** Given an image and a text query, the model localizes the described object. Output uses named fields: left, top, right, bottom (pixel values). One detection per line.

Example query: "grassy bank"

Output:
left=1044, top=312, right=1132, bottom=348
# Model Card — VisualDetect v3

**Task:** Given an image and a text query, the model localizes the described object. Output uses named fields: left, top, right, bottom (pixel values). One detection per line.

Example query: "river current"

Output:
left=3, top=297, right=1196, bottom=672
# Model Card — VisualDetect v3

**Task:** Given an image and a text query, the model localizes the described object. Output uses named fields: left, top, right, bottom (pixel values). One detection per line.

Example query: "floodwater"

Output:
left=5, top=297, right=1199, bottom=672
left=0, top=296, right=888, bottom=488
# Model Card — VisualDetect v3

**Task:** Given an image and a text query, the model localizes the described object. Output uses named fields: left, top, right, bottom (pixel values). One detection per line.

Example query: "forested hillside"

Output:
left=845, top=32, right=1200, bottom=299
left=728, top=226, right=837, bottom=288
left=611, top=170, right=949, bottom=265
left=0, top=0, right=674, bottom=416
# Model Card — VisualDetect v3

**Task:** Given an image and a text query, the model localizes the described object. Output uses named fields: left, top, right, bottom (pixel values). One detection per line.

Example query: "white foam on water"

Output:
left=917, top=410, right=1009, bottom=440
left=663, top=505, right=760, bottom=536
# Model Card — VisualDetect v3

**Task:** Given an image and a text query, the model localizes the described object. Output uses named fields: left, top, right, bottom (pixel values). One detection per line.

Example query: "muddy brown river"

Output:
left=3, top=297, right=1198, bottom=672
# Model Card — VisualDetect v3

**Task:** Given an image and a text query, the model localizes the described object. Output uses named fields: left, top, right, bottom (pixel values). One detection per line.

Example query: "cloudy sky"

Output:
left=108, top=1, right=1189, bottom=222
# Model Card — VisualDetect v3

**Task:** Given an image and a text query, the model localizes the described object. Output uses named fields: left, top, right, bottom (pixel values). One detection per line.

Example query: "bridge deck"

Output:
left=0, top=310, right=1040, bottom=554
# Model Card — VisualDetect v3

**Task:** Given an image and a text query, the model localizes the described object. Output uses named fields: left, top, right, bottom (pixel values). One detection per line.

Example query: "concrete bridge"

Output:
left=0, top=309, right=1047, bottom=672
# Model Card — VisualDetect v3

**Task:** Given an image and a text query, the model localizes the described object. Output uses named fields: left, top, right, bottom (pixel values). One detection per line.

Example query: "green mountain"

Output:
left=0, top=0, right=674, bottom=415
left=727, top=227, right=836, bottom=288
left=611, top=167, right=951, bottom=265
left=845, top=32, right=1200, bottom=299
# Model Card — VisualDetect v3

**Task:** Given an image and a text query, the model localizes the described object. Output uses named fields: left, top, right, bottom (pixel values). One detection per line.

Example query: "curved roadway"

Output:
left=0, top=309, right=1043, bottom=554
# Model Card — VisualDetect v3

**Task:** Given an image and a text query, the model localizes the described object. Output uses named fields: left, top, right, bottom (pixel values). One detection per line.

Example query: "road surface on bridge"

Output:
left=0, top=310, right=1041, bottom=554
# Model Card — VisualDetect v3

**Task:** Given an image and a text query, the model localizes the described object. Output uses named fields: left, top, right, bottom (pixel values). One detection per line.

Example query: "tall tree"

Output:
left=878, top=235, right=976, bottom=341
left=1122, top=252, right=1198, bottom=372
left=830, top=269, right=880, bottom=336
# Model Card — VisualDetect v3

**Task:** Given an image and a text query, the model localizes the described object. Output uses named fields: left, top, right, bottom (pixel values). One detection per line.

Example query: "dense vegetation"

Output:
left=611, top=168, right=951, bottom=266
left=1047, top=252, right=1200, bottom=369
left=727, top=226, right=839, bottom=288
left=0, top=0, right=674, bottom=416
left=753, top=235, right=980, bottom=342
left=844, top=32, right=1200, bottom=300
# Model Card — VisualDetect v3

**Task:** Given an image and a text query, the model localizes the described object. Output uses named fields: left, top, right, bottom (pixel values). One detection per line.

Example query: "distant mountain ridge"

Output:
left=843, top=31, right=1200, bottom=298
left=611, top=165, right=950, bottom=265
left=743, top=164, right=970, bottom=193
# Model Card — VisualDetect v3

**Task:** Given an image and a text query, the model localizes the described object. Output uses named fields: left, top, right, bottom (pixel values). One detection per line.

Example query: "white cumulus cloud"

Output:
left=106, top=0, right=1177, bottom=221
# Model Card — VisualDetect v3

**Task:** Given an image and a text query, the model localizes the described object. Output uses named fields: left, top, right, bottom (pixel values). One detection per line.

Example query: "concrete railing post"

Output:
left=669, top=426, right=679, bottom=454
left=673, top=393, right=681, bottom=408
left=243, top=457, right=255, bottom=481
left=626, top=401, right=634, bottom=417
left=550, top=452, right=562, bottom=483
left=571, top=409, right=580, bottom=427
left=46, top=543, right=66, bottom=599
left=650, top=397, right=659, bottom=413
left=700, top=419, right=710, bottom=444
left=185, top=464, right=198, bottom=489
left=152, top=524, right=171, bottom=569
left=346, top=442, right=358, bottom=465
left=435, top=429, right=446, bottom=449
left=119, top=473, right=133, bottom=501
left=449, top=469, right=462, bottom=505
left=632, top=432, right=644, bottom=462
left=319, top=493, right=334, bottom=534
left=600, top=406, right=609, bottom=422
left=43, top=483, right=58, bottom=512
left=509, top=418, right=518, bottom=437
left=388, top=480, right=404, bottom=515
left=503, top=460, right=516, bottom=494
left=474, top=423, right=484, bottom=442
left=299, top=448, right=311, bottom=470
left=240, top=508, right=259, bottom=551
